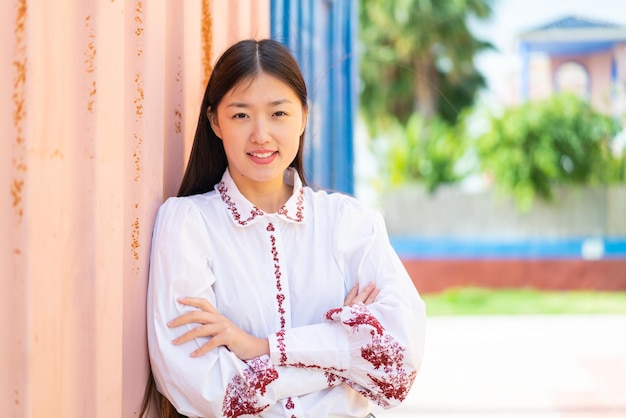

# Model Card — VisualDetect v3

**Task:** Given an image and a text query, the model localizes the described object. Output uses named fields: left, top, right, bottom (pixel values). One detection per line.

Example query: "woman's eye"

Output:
left=273, top=111, right=287, bottom=117
left=233, top=113, right=248, bottom=119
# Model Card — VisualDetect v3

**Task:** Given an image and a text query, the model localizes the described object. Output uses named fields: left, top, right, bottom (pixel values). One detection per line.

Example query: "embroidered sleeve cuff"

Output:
left=267, top=323, right=350, bottom=372
left=323, top=303, right=417, bottom=408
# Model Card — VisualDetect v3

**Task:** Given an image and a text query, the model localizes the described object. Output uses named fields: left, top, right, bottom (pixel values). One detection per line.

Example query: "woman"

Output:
left=143, top=38, right=426, bottom=418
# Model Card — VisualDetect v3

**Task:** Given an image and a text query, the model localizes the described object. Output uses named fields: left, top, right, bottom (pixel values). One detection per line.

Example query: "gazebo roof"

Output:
left=531, top=15, right=621, bottom=31
left=518, top=15, right=626, bottom=55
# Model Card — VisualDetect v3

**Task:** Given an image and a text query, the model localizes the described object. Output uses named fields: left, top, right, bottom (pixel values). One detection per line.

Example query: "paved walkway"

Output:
left=372, top=315, right=626, bottom=418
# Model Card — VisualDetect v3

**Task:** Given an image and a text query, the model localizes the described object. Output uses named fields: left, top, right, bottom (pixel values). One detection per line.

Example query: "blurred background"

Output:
left=2, top=0, right=624, bottom=416
left=355, top=0, right=626, bottom=294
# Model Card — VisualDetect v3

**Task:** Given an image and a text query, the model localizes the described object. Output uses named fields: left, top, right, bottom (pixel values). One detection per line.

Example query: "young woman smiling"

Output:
left=142, top=39, right=425, bottom=418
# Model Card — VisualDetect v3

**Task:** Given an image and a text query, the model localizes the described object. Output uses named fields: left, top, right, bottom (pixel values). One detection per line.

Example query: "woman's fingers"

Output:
left=167, top=297, right=218, bottom=327
left=168, top=298, right=248, bottom=358
left=191, top=339, right=222, bottom=358
left=172, top=325, right=225, bottom=358
left=354, top=283, right=376, bottom=304
left=176, top=296, right=218, bottom=313
left=344, top=283, right=359, bottom=306
left=172, top=323, right=219, bottom=346
left=167, top=310, right=212, bottom=328
left=363, top=287, right=380, bottom=305
left=345, top=282, right=379, bottom=306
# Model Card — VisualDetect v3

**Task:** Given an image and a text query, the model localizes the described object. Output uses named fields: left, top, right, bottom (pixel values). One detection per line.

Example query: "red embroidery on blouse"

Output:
left=282, top=361, right=346, bottom=374
left=361, top=332, right=403, bottom=369
left=246, top=357, right=279, bottom=395
left=369, top=369, right=417, bottom=403
left=277, top=188, right=305, bottom=222
left=218, top=182, right=263, bottom=226
left=269, top=231, right=287, bottom=331
left=276, top=329, right=287, bottom=365
left=222, top=357, right=278, bottom=417
left=341, top=304, right=385, bottom=335
left=325, top=371, right=340, bottom=386
left=268, top=224, right=289, bottom=366
left=285, top=397, right=295, bottom=409
left=324, top=303, right=416, bottom=406
left=343, top=378, right=389, bottom=407
left=324, top=307, right=342, bottom=319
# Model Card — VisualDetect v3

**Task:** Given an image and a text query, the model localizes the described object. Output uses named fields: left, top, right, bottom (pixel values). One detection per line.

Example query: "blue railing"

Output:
left=390, top=237, right=626, bottom=259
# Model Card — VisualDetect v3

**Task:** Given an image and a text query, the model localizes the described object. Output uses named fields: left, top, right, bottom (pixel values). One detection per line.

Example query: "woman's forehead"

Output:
left=224, top=72, right=299, bottom=103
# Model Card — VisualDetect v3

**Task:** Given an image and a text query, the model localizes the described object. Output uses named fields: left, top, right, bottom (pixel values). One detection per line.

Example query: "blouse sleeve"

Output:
left=147, top=197, right=338, bottom=418
left=266, top=202, right=426, bottom=409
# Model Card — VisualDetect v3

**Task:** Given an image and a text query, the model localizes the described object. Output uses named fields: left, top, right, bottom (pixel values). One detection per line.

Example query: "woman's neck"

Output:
left=231, top=172, right=293, bottom=213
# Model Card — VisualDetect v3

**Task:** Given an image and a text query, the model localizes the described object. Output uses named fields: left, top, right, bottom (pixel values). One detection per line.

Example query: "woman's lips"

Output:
left=247, top=150, right=278, bottom=165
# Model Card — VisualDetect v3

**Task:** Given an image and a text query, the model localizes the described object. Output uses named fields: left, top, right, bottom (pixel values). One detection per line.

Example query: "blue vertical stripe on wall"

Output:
left=519, top=42, right=529, bottom=102
left=270, top=0, right=357, bottom=194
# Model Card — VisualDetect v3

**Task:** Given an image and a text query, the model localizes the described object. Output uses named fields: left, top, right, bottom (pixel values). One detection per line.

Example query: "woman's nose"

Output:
left=250, top=118, right=269, bottom=143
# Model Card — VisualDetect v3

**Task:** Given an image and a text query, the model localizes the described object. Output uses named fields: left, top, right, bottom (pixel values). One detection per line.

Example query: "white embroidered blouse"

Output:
left=147, top=168, right=426, bottom=418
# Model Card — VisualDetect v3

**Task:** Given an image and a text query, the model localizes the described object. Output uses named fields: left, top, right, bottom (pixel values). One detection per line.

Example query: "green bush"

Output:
left=376, top=113, right=468, bottom=192
left=476, top=94, right=622, bottom=210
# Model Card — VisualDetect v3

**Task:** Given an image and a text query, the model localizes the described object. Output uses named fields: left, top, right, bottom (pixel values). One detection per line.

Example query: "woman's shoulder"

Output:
left=305, top=187, right=380, bottom=221
left=157, top=190, right=222, bottom=217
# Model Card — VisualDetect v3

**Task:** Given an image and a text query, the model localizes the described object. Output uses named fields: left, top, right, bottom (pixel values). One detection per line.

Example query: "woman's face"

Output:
left=210, top=72, right=307, bottom=194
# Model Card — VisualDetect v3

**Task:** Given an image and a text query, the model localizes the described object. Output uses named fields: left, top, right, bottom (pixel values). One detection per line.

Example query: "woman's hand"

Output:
left=344, top=282, right=379, bottom=306
left=168, top=297, right=269, bottom=360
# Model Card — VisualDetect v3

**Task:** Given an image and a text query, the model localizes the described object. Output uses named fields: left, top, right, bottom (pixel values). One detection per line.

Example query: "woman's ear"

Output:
left=207, top=107, right=222, bottom=139
left=300, top=107, right=308, bottom=136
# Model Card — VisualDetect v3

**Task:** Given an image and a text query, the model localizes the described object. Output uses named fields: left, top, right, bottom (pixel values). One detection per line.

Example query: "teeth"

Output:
left=250, top=152, right=274, bottom=158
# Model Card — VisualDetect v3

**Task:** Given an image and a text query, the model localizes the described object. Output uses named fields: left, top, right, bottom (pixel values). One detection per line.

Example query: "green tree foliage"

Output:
left=359, top=0, right=494, bottom=136
left=376, top=113, right=469, bottom=192
left=477, top=94, right=623, bottom=210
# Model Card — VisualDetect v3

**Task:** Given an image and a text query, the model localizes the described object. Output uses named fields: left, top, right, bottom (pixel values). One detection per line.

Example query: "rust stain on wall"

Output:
left=85, top=15, right=97, bottom=112
left=131, top=217, right=140, bottom=260
left=13, top=2, right=27, bottom=142
left=134, top=72, right=144, bottom=118
left=132, top=132, right=142, bottom=182
left=133, top=71, right=143, bottom=184
left=11, top=180, right=24, bottom=218
left=133, top=149, right=141, bottom=182
left=201, top=0, right=212, bottom=86
left=12, top=0, right=28, bottom=224
left=135, top=1, right=144, bottom=56
left=174, top=108, right=182, bottom=134
left=12, top=158, right=27, bottom=172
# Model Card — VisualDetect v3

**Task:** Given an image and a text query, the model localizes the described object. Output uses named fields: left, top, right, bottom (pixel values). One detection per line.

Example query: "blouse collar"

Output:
left=216, top=168, right=306, bottom=227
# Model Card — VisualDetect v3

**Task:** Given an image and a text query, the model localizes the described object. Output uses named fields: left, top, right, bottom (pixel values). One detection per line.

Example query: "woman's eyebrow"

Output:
left=225, top=99, right=294, bottom=109
left=225, top=102, right=249, bottom=109
left=268, top=99, right=294, bottom=106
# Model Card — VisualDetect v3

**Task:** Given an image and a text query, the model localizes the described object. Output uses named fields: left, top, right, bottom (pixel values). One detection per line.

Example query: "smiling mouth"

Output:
left=248, top=151, right=277, bottom=158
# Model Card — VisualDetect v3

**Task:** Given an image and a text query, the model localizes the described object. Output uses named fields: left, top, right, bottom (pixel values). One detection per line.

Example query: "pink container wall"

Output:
left=1, top=1, right=268, bottom=416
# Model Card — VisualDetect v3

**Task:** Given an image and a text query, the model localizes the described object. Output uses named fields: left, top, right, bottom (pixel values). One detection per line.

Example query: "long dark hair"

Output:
left=177, top=38, right=309, bottom=197
left=140, top=39, right=309, bottom=418
left=140, top=369, right=186, bottom=418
